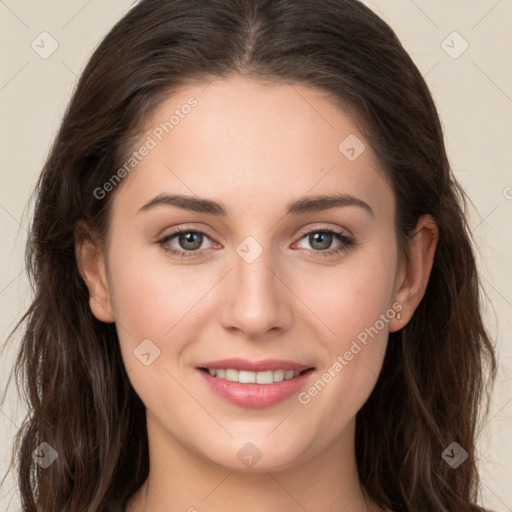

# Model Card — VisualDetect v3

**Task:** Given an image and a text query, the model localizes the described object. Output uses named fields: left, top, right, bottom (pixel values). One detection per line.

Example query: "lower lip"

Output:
left=197, top=368, right=315, bottom=408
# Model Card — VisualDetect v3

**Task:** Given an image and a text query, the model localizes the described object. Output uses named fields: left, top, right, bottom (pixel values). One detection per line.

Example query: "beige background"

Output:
left=1, top=1, right=511, bottom=510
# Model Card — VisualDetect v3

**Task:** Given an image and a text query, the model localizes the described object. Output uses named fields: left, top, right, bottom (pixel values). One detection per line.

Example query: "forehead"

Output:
left=113, top=75, right=393, bottom=219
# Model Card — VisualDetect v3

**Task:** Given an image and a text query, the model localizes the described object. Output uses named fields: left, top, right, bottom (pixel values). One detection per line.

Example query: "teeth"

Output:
left=206, top=368, right=302, bottom=384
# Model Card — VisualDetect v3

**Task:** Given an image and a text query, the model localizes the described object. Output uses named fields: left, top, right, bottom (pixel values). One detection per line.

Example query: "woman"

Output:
left=3, top=0, right=497, bottom=510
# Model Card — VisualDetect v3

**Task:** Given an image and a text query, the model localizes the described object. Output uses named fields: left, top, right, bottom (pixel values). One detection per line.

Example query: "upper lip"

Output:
left=198, top=358, right=313, bottom=372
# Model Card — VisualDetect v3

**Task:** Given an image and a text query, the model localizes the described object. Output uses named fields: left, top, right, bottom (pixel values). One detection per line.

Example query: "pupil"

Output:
left=180, top=232, right=201, bottom=250
left=311, top=232, right=331, bottom=250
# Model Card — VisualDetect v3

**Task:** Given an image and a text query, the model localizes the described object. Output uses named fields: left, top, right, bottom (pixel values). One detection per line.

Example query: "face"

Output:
left=83, top=75, right=409, bottom=472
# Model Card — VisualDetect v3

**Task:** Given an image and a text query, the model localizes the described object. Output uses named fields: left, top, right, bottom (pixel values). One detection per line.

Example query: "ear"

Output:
left=74, top=219, right=115, bottom=323
left=389, top=214, right=439, bottom=332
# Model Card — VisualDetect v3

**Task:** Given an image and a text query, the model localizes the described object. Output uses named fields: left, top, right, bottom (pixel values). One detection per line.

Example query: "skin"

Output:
left=75, top=75, right=438, bottom=512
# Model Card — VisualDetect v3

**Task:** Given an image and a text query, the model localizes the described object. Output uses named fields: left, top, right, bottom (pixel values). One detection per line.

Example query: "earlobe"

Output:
left=389, top=215, right=439, bottom=332
left=74, top=220, right=115, bottom=323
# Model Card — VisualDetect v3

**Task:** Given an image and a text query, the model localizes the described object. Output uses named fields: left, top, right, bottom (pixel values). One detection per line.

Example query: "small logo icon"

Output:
left=31, top=31, right=59, bottom=59
left=441, top=441, right=468, bottom=469
left=236, top=236, right=263, bottom=264
left=32, top=442, right=59, bottom=468
left=441, top=31, right=469, bottom=60
left=237, top=442, right=263, bottom=468
left=134, top=338, right=161, bottom=366
left=338, top=134, right=366, bottom=161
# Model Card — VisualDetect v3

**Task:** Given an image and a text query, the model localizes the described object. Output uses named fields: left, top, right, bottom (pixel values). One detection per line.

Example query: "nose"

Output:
left=219, top=241, right=293, bottom=339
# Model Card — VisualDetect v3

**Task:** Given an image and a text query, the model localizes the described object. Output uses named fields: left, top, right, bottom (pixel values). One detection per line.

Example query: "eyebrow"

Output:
left=137, top=192, right=374, bottom=218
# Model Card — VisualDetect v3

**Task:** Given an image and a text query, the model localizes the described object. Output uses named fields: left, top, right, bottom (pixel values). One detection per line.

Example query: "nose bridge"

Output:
left=220, top=234, right=290, bottom=336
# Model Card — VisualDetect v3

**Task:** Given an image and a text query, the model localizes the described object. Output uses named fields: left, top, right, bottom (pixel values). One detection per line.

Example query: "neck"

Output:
left=125, top=414, right=384, bottom=512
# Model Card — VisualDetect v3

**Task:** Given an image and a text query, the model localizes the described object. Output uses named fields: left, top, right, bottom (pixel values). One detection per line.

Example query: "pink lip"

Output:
left=197, top=358, right=312, bottom=372
left=196, top=364, right=316, bottom=409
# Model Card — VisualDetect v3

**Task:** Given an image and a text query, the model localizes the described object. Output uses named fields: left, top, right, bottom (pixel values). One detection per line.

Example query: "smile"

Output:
left=197, top=367, right=316, bottom=408
left=201, top=368, right=306, bottom=384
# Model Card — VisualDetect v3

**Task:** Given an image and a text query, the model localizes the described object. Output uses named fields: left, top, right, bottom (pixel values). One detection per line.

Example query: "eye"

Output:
left=294, top=228, right=355, bottom=259
left=157, top=228, right=215, bottom=258
left=157, top=227, right=355, bottom=260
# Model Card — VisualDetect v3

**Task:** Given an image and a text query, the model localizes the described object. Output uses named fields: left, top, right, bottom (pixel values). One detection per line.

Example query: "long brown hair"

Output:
left=1, top=0, right=497, bottom=510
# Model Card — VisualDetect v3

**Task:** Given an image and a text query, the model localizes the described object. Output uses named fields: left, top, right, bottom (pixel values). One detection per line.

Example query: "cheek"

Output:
left=291, top=247, right=396, bottom=414
left=110, top=263, right=177, bottom=339
left=107, top=230, right=210, bottom=338
left=107, top=251, right=205, bottom=412
left=105, top=238, right=199, bottom=376
left=296, top=246, right=397, bottom=349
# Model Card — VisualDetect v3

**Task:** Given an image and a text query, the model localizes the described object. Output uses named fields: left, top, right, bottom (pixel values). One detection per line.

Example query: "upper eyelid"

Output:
left=295, top=224, right=352, bottom=239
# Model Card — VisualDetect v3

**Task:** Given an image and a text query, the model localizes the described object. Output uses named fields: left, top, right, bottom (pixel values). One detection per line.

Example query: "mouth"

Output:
left=198, top=367, right=315, bottom=385
left=196, top=361, right=316, bottom=408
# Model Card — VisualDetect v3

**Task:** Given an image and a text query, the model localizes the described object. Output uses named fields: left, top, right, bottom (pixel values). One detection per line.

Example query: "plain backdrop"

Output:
left=0, top=1, right=511, bottom=510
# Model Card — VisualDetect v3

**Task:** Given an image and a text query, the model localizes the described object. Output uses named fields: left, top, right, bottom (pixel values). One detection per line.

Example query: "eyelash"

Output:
left=157, top=227, right=355, bottom=260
